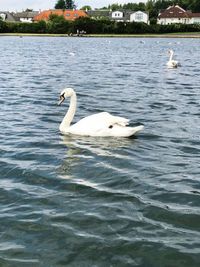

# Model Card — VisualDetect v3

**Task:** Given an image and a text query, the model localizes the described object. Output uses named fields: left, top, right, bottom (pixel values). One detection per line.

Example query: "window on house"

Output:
left=135, top=13, right=143, bottom=20
left=66, top=14, right=70, bottom=16
left=0, top=13, right=6, bottom=20
left=74, top=14, right=78, bottom=17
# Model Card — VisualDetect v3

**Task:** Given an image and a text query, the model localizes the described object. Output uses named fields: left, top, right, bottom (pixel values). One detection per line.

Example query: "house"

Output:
left=112, top=10, right=149, bottom=23
left=33, top=9, right=88, bottom=22
left=190, top=13, right=200, bottom=24
left=14, top=10, right=39, bottom=23
left=87, top=9, right=149, bottom=24
left=157, top=5, right=200, bottom=25
left=130, top=11, right=149, bottom=24
left=110, top=10, right=149, bottom=23
left=111, top=10, right=125, bottom=22
left=0, top=11, right=19, bottom=22
left=87, top=10, right=110, bottom=20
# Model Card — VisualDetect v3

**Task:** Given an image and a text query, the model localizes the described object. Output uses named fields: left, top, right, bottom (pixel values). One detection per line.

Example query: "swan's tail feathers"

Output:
left=129, top=125, right=144, bottom=136
left=114, top=117, right=130, bottom=127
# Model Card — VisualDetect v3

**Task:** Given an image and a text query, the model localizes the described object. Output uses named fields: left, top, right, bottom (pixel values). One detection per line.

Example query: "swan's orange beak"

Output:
left=58, top=95, right=65, bottom=106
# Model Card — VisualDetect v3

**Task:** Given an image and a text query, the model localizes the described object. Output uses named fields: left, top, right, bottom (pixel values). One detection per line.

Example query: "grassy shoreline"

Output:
left=1, top=32, right=200, bottom=38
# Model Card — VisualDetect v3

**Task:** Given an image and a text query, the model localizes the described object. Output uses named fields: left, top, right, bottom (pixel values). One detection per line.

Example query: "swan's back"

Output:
left=167, top=60, right=178, bottom=68
left=67, top=112, right=142, bottom=137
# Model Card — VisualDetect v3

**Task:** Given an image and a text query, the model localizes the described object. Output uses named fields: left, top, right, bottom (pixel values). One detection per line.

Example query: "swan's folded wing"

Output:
left=70, top=112, right=130, bottom=135
left=93, top=112, right=129, bottom=127
left=112, top=115, right=129, bottom=127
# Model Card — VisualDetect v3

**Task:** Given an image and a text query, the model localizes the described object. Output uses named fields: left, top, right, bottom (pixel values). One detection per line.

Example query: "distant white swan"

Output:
left=58, top=88, right=144, bottom=137
left=167, top=49, right=180, bottom=68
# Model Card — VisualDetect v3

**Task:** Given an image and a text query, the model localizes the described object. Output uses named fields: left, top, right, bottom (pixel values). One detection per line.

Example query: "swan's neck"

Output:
left=60, top=92, right=77, bottom=132
left=169, top=51, right=173, bottom=61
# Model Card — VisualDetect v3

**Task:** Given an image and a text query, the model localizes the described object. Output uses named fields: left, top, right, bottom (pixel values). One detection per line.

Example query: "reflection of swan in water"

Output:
left=60, top=134, right=137, bottom=157
left=58, top=88, right=144, bottom=137
left=58, top=134, right=140, bottom=184
left=167, top=49, right=180, bottom=68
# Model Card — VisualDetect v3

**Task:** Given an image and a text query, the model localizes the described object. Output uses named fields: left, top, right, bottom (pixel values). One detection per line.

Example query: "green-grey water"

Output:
left=0, top=36, right=200, bottom=266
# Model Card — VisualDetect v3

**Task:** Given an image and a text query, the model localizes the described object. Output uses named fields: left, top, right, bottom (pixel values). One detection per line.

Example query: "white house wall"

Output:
left=191, top=17, right=200, bottom=23
left=111, top=11, right=123, bottom=19
left=0, top=13, right=6, bottom=21
left=130, top=11, right=148, bottom=23
left=20, top=18, right=33, bottom=23
left=158, top=17, right=191, bottom=24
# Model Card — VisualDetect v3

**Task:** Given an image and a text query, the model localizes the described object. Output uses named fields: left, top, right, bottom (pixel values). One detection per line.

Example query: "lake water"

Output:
left=0, top=36, right=200, bottom=266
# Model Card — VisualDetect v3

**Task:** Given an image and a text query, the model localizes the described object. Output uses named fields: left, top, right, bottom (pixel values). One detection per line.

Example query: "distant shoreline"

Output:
left=1, top=33, right=200, bottom=38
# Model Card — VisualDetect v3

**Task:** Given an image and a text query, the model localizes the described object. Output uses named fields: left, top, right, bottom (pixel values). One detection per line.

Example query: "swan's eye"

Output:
left=109, top=125, right=113, bottom=129
left=58, top=93, right=65, bottom=106
left=60, top=93, right=65, bottom=100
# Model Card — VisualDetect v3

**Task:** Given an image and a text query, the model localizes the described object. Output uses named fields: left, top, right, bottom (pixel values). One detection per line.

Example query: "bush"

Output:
left=47, top=15, right=70, bottom=34
left=1, top=17, right=200, bottom=34
left=0, top=19, right=7, bottom=33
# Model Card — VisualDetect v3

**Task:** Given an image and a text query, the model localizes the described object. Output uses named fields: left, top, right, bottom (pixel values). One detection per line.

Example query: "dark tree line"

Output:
left=1, top=15, right=200, bottom=35
left=54, top=0, right=200, bottom=13
left=55, top=0, right=76, bottom=10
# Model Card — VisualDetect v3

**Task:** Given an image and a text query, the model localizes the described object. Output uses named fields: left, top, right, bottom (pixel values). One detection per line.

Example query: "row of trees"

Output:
left=55, top=0, right=76, bottom=9
left=54, top=0, right=200, bottom=14
left=100, top=0, right=200, bottom=13
left=1, top=16, right=200, bottom=35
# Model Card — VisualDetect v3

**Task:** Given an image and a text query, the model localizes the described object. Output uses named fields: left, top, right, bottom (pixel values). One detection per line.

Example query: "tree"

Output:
left=55, top=0, right=66, bottom=9
left=54, top=0, right=76, bottom=10
left=80, top=6, right=92, bottom=11
left=0, top=18, right=7, bottom=33
left=108, top=4, right=122, bottom=11
left=48, top=14, right=70, bottom=33
left=66, top=0, right=76, bottom=9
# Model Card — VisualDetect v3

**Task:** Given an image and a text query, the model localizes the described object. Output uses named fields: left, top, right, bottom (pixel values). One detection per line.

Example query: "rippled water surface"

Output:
left=0, top=36, right=200, bottom=266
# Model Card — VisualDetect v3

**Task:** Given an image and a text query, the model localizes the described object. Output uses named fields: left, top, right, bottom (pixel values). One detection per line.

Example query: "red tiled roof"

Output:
left=192, top=13, right=200, bottom=17
left=158, top=5, right=190, bottom=19
left=33, top=9, right=88, bottom=21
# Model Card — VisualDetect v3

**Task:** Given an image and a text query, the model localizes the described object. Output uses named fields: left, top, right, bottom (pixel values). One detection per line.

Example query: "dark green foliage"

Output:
left=47, top=15, right=70, bottom=33
left=0, top=19, right=200, bottom=34
left=55, top=0, right=66, bottom=9
left=55, top=0, right=76, bottom=10
left=0, top=12, right=200, bottom=35
left=123, top=2, right=146, bottom=11
left=72, top=17, right=105, bottom=34
left=0, top=19, right=7, bottom=33
left=66, top=0, right=76, bottom=10
left=80, top=6, right=92, bottom=11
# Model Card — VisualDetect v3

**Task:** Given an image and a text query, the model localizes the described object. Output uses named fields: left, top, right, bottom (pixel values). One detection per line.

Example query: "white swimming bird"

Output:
left=58, top=88, right=144, bottom=137
left=167, top=49, right=180, bottom=68
left=69, top=52, right=75, bottom=56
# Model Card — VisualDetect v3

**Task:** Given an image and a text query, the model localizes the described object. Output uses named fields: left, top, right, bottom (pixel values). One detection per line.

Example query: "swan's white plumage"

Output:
left=167, top=49, right=179, bottom=68
left=58, top=88, right=144, bottom=137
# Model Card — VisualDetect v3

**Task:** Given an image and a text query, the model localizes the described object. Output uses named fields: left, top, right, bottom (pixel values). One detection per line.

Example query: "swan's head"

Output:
left=168, top=49, right=174, bottom=55
left=58, top=88, right=75, bottom=105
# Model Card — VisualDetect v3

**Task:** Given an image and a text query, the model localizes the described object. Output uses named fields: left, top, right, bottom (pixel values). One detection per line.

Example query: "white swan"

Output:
left=167, top=49, right=180, bottom=68
left=58, top=88, right=144, bottom=137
